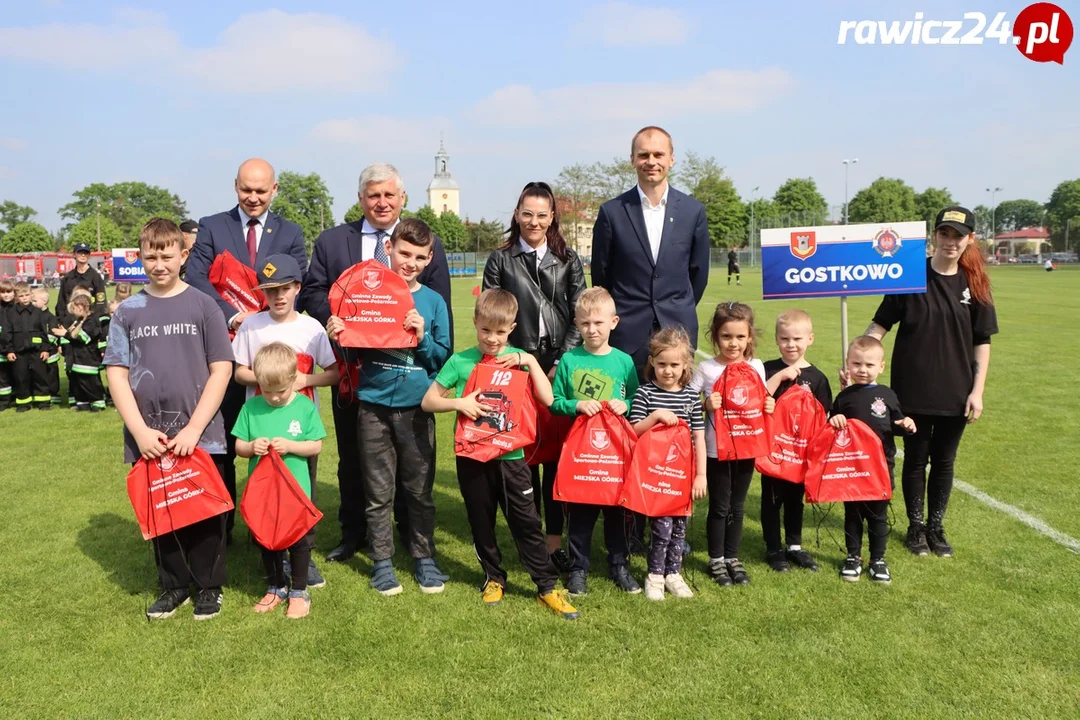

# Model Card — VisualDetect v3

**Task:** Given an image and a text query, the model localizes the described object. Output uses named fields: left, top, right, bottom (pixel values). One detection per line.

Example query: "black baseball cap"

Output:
left=256, top=254, right=303, bottom=289
left=73, top=243, right=91, bottom=254
left=935, top=206, right=975, bottom=235
left=179, top=220, right=199, bottom=234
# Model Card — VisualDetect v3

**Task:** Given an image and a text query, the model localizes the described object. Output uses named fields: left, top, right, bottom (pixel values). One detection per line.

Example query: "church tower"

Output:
left=426, top=138, right=460, bottom=217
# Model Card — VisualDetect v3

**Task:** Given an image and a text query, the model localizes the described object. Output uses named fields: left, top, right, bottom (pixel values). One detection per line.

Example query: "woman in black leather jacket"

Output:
left=482, top=181, right=586, bottom=570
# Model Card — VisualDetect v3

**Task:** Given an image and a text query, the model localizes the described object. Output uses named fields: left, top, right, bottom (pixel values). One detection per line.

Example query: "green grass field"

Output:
left=2, top=266, right=1079, bottom=718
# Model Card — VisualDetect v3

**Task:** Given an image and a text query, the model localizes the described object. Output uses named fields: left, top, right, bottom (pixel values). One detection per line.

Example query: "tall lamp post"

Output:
left=839, top=158, right=858, bottom=363
left=985, top=186, right=1003, bottom=257
left=842, top=158, right=858, bottom=224
left=748, top=186, right=759, bottom=266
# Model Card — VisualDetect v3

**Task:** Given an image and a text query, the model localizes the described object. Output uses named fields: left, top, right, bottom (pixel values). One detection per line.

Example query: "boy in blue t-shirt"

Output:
left=327, top=218, right=452, bottom=596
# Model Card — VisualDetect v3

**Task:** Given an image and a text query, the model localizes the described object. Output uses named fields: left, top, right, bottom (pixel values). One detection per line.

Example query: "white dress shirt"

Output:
left=637, top=184, right=669, bottom=263
left=239, top=208, right=269, bottom=253
left=362, top=218, right=399, bottom=260
left=519, top=238, right=548, bottom=338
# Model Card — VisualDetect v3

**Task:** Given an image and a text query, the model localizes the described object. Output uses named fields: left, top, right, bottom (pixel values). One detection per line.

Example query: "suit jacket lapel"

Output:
left=346, top=221, right=364, bottom=266
left=656, top=191, right=681, bottom=265
left=256, top=213, right=280, bottom=267
left=227, top=206, right=248, bottom=265
left=623, top=191, right=655, bottom=267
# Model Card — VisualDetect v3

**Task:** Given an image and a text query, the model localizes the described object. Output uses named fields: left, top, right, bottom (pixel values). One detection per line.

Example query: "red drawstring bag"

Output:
left=712, top=362, right=769, bottom=460
left=619, top=421, right=694, bottom=518
left=240, top=449, right=324, bottom=551
left=803, top=420, right=892, bottom=503
left=254, top=352, right=315, bottom=402
left=208, top=251, right=266, bottom=338
left=755, top=384, right=826, bottom=483
left=523, top=401, right=575, bottom=466
left=454, top=356, right=537, bottom=462
left=329, top=260, right=417, bottom=349
left=553, top=406, right=637, bottom=506
left=331, top=345, right=360, bottom=401
left=126, top=449, right=234, bottom=540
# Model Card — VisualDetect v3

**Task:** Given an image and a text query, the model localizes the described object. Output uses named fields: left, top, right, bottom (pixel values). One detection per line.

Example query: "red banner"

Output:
left=240, top=449, right=323, bottom=551
left=803, top=420, right=893, bottom=503
left=126, top=449, right=234, bottom=540
left=553, top=406, right=636, bottom=506
left=619, top=421, right=694, bottom=517
left=454, top=358, right=537, bottom=462
left=755, top=384, right=826, bottom=483
left=329, top=259, right=416, bottom=349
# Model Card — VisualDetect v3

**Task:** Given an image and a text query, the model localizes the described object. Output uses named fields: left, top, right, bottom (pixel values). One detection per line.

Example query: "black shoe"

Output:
left=868, top=558, right=892, bottom=584
left=840, top=556, right=863, bottom=582
left=193, top=588, right=223, bottom=620
left=37, top=403, right=51, bottom=411
left=567, top=569, right=588, bottom=596
left=75, top=405, right=90, bottom=412
left=550, top=549, right=573, bottom=574
left=306, top=560, right=327, bottom=589
left=766, top=551, right=790, bottom=572
left=926, top=527, right=954, bottom=557
left=610, top=565, right=641, bottom=594
left=905, top=525, right=931, bottom=556
left=325, top=540, right=358, bottom=563
left=16, top=405, right=31, bottom=413
left=708, top=559, right=734, bottom=587
left=726, top=559, right=751, bottom=585
left=146, top=588, right=190, bottom=620
left=786, top=548, right=819, bottom=572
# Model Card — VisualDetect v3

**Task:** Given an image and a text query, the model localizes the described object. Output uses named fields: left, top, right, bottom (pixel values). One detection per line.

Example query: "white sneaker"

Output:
left=664, top=573, right=694, bottom=598
left=644, top=573, right=665, bottom=601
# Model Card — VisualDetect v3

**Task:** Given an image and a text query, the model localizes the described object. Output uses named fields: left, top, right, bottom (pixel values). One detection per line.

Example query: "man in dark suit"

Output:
left=298, top=162, right=452, bottom=563
left=185, top=158, right=308, bottom=543
left=591, top=126, right=711, bottom=376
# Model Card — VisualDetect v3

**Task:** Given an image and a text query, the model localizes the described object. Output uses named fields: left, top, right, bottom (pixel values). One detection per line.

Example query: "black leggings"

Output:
left=901, top=414, right=967, bottom=530
left=706, top=458, right=755, bottom=560
left=261, top=528, right=314, bottom=591
left=530, top=462, right=565, bottom=537
left=760, top=475, right=805, bottom=554
left=844, top=500, right=889, bottom=560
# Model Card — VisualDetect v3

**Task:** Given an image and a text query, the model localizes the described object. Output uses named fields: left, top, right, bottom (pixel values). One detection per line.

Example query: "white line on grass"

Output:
left=694, top=348, right=1080, bottom=554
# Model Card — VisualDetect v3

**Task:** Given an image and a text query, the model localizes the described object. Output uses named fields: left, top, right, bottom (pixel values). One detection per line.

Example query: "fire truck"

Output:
left=0, top=252, right=113, bottom=285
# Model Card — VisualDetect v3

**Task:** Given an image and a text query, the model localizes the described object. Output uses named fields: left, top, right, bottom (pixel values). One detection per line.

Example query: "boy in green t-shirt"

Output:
left=234, top=342, right=327, bottom=620
left=422, top=289, right=579, bottom=620
left=550, top=287, right=640, bottom=597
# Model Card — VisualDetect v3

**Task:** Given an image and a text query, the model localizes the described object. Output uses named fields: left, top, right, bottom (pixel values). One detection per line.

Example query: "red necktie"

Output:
left=246, top=218, right=258, bottom=266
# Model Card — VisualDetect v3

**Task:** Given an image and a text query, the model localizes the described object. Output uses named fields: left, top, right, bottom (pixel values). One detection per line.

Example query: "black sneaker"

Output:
left=725, top=559, right=750, bottom=585
left=868, top=558, right=892, bottom=584
left=16, top=405, right=30, bottom=413
left=550, top=549, right=573, bottom=574
left=786, top=548, right=819, bottom=572
left=567, top=569, right=588, bottom=596
left=193, top=588, right=223, bottom=620
left=926, top=527, right=954, bottom=557
left=610, top=565, right=642, bottom=594
left=306, top=560, right=327, bottom=589
left=766, top=551, right=790, bottom=572
left=840, top=556, right=862, bottom=582
left=708, top=559, right=734, bottom=587
left=146, top=588, right=190, bottom=620
left=905, top=525, right=931, bottom=556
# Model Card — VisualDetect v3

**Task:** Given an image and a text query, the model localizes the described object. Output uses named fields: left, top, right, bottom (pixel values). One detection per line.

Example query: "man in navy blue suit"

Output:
left=185, top=158, right=308, bottom=544
left=591, top=126, right=711, bottom=376
left=298, top=162, right=452, bottom=563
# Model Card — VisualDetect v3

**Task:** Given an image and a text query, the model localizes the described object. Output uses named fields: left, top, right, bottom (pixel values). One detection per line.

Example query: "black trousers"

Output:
left=455, top=456, right=558, bottom=594
left=706, top=457, right=756, bottom=560
left=567, top=504, right=629, bottom=573
left=530, top=463, right=565, bottom=537
left=760, top=475, right=806, bottom=554
left=152, top=455, right=228, bottom=591
left=44, top=359, right=60, bottom=401
left=358, top=402, right=437, bottom=561
left=844, top=500, right=889, bottom=560
left=261, top=527, right=314, bottom=591
left=220, top=380, right=247, bottom=535
left=69, top=371, right=104, bottom=406
left=902, top=414, right=968, bottom=530
left=0, top=361, right=11, bottom=409
left=12, top=351, right=49, bottom=405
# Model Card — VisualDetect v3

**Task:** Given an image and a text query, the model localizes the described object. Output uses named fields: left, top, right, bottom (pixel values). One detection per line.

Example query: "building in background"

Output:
left=427, top=139, right=460, bottom=217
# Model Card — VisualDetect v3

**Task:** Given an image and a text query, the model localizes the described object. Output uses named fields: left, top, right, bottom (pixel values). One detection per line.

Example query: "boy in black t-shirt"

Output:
left=761, top=310, right=832, bottom=572
left=830, top=336, right=915, bottom=584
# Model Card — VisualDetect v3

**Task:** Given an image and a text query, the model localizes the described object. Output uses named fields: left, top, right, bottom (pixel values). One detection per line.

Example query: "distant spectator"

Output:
left=179, top=220, right=199, bottom=252
left=1044, top=258, right=1054, bottom=272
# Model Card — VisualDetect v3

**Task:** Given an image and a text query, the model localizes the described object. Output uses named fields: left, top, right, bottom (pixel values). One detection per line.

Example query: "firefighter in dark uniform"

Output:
left=6, top=285, right=51, bottom=411
left=56, top=243, right=107, bottom=324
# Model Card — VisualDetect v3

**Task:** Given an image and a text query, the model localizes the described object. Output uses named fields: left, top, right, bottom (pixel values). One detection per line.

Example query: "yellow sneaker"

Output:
left=537, top=589, right=580, bottom=620
left=481, top=580, right=504, bottom=605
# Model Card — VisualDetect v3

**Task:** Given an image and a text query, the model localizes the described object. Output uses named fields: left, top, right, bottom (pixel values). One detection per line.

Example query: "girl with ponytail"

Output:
left=863, top=206, right=998, bottom=559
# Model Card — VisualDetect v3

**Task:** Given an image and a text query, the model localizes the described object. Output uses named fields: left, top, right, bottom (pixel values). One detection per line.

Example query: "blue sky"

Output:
left=0, top=0, right=1076, bottom=231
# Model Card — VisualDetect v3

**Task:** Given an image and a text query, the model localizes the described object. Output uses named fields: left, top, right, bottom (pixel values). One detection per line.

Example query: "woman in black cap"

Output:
left=482, top=181, right=586, bottom=571
left=863, top=206, right=998, bottom=558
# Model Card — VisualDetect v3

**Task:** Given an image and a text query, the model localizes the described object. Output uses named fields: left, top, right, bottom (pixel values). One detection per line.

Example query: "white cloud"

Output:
left=310, top=115, right=449, bottom=153
left=572, top=2, right=689, bottom=47
left=0, top=138, right=28, bottom=151
left=0, top=10, right=397, bottom=93
left=469, top=68, right=795, bottom=128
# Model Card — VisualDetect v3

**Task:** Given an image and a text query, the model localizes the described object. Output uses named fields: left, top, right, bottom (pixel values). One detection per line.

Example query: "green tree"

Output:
left=589, top=157, right=637, bottom=201
left=0, top=200, right=36, bottom=233
left=344, top=202, right=364, bottom=224
left=0, top=222, right=52, bottom=253
left=66, top=215, right=125, bottom=252
left=675, top=151, right=724, bottom=195
left=915, top=187, right=955, bottom=234
left=553, top=162, right=599, bottom=249
left=59, top=182, right=186, bottom=243
left=466, top=218, right=507, bottom=253
left=434, top=210, right=467, bottom=253
left=272, top=171, right=334, bottom=253
left=972, top=205, right=993, bottom=240
left=994, top=198, right=1045, bottom=232
left=846, top=177, right=919, bottom=224
left=772, top=178, right=829, bottom=226
left=693, top=176, right=745, bottom=248
left=1045, top=179, right=1080, bottom=250
left=415, top=205, right=440, bottom=234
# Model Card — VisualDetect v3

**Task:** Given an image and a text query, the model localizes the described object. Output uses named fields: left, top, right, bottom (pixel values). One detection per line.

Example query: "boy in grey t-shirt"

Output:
left=105, top=219, right=234, bottom=621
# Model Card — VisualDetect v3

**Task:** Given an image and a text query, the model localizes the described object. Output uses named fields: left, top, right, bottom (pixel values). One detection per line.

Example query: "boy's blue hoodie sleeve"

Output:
left=415, top=294, right=451, bottom=374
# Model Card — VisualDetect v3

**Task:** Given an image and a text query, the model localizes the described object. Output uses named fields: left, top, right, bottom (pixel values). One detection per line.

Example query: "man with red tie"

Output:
left=186, top=158, right=308, bottom=543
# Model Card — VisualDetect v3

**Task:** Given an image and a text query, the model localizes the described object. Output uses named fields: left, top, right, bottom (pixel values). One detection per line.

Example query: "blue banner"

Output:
left=111, top=248, right=147, bottom=282
left=760, top=222, right=927, bottom=300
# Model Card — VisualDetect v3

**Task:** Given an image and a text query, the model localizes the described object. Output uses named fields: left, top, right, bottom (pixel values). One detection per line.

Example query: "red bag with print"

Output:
left=803, top=420, right=892, bottom=503
left=754, top=384, right=827, bottom=483
left=712, top=362, right=769, bottom=460
left=255, top=353, right=315, bottom=402
left=454, top=356, right=537, bottom=462
left=619, top=421, right=694, bottom=518
left=331, top=345, right=360, bottom=401
left=553, top=406, right=637, bottom=506
left=240, top=448, right=324, bottom=551
left=208, top=250, right=266, bottom=338
left=523, top=401, right=575, bottom=466
left=126, top=449, right=234, bottom=541
left=329, top=259, right=416, bottom=349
